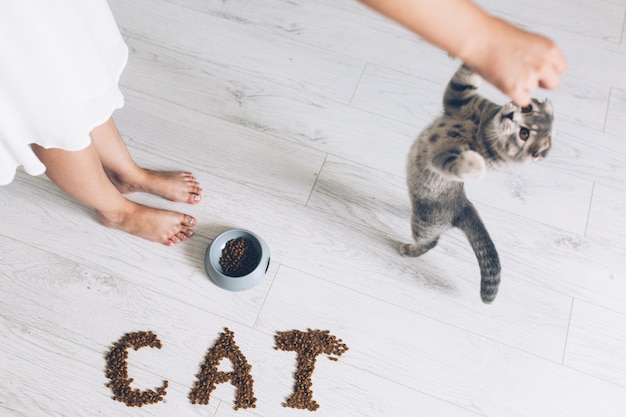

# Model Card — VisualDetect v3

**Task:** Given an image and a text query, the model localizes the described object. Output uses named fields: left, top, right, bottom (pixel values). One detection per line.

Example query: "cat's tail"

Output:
left=453, top=204, right=501, bottom=304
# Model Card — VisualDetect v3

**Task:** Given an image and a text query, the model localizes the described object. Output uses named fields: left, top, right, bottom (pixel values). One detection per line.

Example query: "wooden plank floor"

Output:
left=2, top=0, right=626, bottom=416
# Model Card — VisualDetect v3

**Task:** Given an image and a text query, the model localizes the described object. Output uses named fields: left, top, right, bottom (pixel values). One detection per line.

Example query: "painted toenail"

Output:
left=194, top=195, right=200, bottom=201
left=188, top=217, right=194, bottom=224
left=189, top=230, right=194, bottom=236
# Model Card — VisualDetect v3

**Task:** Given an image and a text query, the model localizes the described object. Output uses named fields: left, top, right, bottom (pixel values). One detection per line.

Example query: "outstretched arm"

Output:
left=358, top=0, right=567, bottom=106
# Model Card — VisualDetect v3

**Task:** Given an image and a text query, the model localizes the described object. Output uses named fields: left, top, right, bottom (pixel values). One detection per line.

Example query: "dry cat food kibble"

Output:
left=189, top=327, right=257, bottom=410
left=105, top=331, right=168, bottom=407
left=219, top=237, right=259, bottom=277
left=104, top=328, right=347, bottom=411
left=275, top=329, right=349, bottom=411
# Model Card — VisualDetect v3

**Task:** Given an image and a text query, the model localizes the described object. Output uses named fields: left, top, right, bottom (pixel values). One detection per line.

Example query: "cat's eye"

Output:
left=519, top=127, right=530, bottom=141
left=521, top=104, right=533, bottom=113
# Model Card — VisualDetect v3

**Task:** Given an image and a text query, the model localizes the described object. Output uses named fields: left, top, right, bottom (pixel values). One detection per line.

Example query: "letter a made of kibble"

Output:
left=188, top=328, right=257, bottom=410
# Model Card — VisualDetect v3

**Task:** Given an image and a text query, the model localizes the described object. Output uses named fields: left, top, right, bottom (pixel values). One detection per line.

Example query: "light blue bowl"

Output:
left=204, top=229, right=270, bottom=291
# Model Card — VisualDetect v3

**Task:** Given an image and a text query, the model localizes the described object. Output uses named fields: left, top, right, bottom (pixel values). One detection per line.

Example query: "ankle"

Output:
left=106, top=165, right=152, bottom=193
left=96, top=201, right=136, bottom=227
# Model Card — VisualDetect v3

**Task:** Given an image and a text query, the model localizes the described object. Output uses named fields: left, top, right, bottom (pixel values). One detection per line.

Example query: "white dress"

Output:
left=0, top=0, right=128, bottom=185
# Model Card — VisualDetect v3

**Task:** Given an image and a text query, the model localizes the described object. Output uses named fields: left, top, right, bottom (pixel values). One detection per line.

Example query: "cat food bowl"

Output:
left=204, top=229, right=271, bottom=292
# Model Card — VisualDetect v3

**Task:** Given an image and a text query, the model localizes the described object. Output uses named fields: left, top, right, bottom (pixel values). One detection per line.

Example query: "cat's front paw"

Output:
left=456, top=64, right=481, bottom=85
left=455, top=150, right=487, bottom=180
left=434, top=150, right=486, bottom=181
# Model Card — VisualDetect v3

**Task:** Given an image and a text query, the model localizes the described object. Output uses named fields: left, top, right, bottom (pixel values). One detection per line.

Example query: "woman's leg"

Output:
left=31, top=142, right=196, bottom=246
left=89, top=117, right=202, bottom=204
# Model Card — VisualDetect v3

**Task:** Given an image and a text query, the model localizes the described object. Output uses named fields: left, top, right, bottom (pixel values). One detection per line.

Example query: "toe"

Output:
left=191, top=183, right=202, bottom=193
left=186, top=180, right=202, bottom=204
left=184, top=173, right=198, bottom=183
left=182, top=215, right=196, bottom=227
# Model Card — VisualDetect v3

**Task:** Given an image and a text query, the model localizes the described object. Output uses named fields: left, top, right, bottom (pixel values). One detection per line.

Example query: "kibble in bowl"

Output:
left=205, top=229, right=270, bottom=291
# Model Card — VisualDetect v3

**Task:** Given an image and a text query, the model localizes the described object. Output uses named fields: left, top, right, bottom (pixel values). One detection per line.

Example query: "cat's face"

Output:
left=492, top=99, right=554, bottom=162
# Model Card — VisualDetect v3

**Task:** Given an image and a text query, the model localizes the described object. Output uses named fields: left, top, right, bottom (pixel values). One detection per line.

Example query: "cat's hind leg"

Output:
left=400, top=218, right=440, bottom=257
left=453, top=204, right=501, bottom=303
left=399, top=238, right=439, bottom=257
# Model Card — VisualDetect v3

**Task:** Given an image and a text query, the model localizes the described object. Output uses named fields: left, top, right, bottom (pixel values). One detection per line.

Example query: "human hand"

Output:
left=463, top=17, right=567, bottom=106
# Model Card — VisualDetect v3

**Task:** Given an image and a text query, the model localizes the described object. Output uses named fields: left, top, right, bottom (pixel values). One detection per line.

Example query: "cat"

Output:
left=400, top=63, right=554, bottom=304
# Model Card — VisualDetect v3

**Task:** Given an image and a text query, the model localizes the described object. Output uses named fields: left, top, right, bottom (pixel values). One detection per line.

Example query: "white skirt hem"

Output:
left=0, top=1, right=129, bottom=186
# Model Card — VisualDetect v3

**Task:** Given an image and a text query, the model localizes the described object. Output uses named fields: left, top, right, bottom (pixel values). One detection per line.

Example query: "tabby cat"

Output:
left=401, top=64, right=554, bottom=303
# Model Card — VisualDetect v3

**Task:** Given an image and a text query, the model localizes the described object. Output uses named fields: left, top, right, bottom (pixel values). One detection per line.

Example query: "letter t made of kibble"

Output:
left=274, top=329, right=349, bottom=411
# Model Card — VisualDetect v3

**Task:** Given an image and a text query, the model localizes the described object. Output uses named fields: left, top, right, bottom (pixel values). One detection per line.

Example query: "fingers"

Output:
left=550, top=46, right=568, bottom=74
left=476, top=28, right=567, bottom=105
left=506, top=50, right=566, bottom=106
left=497, top=74, right=532, bottom=107
left=510, top=90, right=531, bottom=107
left=538, top=70, right=561, bottom=91
left=538, top=48, right=567, bottom=90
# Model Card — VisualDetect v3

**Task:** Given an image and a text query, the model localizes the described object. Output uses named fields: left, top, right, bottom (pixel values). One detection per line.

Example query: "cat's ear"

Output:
left=542, top=99, right=554, bottom=116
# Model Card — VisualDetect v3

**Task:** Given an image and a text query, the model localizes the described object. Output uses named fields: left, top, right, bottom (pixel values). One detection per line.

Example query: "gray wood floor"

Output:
left=2, top=0, right=626, bottom=416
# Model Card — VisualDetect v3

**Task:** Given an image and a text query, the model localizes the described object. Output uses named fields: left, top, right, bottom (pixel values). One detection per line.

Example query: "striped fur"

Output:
left=400, top=64, right=554, bottom=304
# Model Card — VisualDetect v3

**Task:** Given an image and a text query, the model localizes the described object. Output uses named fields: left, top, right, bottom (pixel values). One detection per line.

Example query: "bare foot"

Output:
left=108, top=169, right=203, bottom=204
left=97, top=202, right=196, bottom=246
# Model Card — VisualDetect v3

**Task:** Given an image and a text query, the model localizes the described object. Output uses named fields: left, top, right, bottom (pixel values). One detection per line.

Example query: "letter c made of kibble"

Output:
left=105, top=331, right=169, bottom=407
